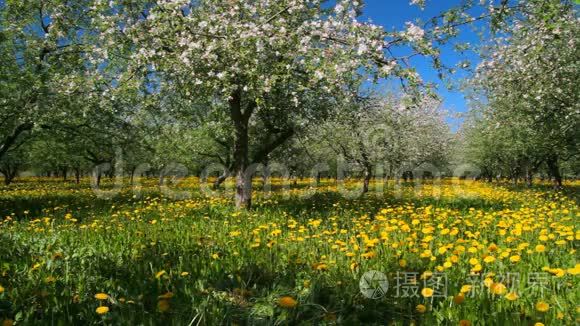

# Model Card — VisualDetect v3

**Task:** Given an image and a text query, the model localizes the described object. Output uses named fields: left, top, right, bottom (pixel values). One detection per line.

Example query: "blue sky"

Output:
left=361, top=1, right=485, bottom=129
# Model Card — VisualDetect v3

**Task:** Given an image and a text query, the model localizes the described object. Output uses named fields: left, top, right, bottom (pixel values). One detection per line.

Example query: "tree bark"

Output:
left=525, top=167, right=533, bottom=187
left=213, top=170, right=229, bottom=189
left=2, top=170, right=16, bottom=185
left=546, top=156, right=562, bottom=188
left=130, top=166, right=136, bottom=184
left=0, top=122, right=34, bottom=162
left=362, top=165, right=372, bottom=194
left=229, top=88, right=254, bottom=210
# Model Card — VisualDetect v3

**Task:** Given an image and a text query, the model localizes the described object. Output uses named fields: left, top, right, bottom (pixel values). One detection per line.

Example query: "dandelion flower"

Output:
left=416, top=304, right=426, bottom=313
left=96, top=306, right=109, bottom=315
left=421, top=288, right=434, bottom=298
left=535, top=245, right=546, bottom=253
left=94, top=293, right=109, bottom=300
left=155, top=270, right=167, bottom=279
left=313, top=263, right=328, bottom=271
left=505, top=292, right=518, bottom=301
left=277, top=296, right=298, bottom=308
left=509, top=255, right=520, bottom=263
left=453, top=293, right=465, bottom=304
left=460, top=285, right=472, bottom=294
left=158, top=292, right=174, bottom=299
left=535, top=301, right=550, bottom=312
left=490, top=283, right=507, bottom=295
left=158, top=299, right=170, bottom=312
left=459, top=320, right=471, bottom=326
left=483, top=256, right=496, bottom=263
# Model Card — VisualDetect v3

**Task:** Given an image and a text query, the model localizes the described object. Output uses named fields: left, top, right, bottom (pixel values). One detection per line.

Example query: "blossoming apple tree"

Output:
left=469, top=0, right=579, bottom=186
left=90, top=0, right=444, bottom=208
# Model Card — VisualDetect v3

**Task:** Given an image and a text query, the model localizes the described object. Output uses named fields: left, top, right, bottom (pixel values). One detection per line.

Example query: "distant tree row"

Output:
left=461, top=0, right=579, bottom=187
left=1, top=0, right=577, bottom=205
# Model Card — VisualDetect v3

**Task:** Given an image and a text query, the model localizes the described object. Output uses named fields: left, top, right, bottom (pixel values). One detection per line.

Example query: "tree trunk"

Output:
left=525, top=167, right=533, bottom=187
left=235, top=165, right=252, bottom=209
left=1, top=164, right=19, bottom=185
left=0, top=122, right=34, bottom=162
left=75, top=168, right=81, bottom=184
left=230, top=89, right=253, bottom=210
left=130, top=167, right=136, bottom=184
left=2, top=171, right=13, bottom=185
left=362, top=165, right=372, bottom=194
left=213, top=171, right=229, bottom=189
left=262, top=161, right=269, bottom=185
left=546, top=156, right=562, bottom=188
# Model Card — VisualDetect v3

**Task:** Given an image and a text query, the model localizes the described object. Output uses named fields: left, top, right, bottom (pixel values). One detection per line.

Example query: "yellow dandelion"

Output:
left=155, top=270, right=167, bottom=279
left=483, top=256, right=496, bottom=264
left=453, top=293, right=465, bottom=304
left=535, top=244, right=546, bottom=253
left=459, top=320, right=471, bottom=326
left=548, top=268, right=566, bottom=278
left=96, top=306, right=109, bottom=315
left=421, top=288, right=434, bottom=298
left=277, top=296, right=298, bottom=308
left=158, top=299, right=170, bottom=312
left=313, top=263, right=328, bottom=271
left=490, top=283, right=506, bottom=295
left=567, top=264, right=580, bottom=275
left=94, top=293, right=109, bottom=300
left=416, top=304, right=427, bottom=313
left=361, top=251, right=376, bottom=259
left=535, top=301, right=550, bottom=312
left=471, top=264, right=482, bottom=273
left=158, top=292, right=174, bottom=299
left=509, top=255, right=520, bottom=263
left=460, top=285, right=472, bottom=294
left=505, top=292, right=518, bottom=301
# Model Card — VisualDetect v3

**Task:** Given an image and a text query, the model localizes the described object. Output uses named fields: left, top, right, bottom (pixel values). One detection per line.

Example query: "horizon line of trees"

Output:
left=1, top=0, right=578, bottom=205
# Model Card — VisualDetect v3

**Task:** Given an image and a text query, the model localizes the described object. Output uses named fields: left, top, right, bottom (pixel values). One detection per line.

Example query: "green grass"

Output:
left=0, top=178, right=578, bottom=325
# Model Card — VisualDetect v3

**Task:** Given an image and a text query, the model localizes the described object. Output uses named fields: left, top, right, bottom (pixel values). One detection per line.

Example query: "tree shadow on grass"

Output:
left=258, top=189, right=513, bottom=219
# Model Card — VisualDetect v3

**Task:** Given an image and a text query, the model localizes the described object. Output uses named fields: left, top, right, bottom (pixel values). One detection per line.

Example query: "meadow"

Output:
left=0, top=178, right=578, bottom=325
